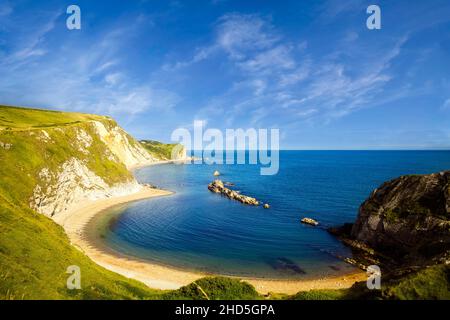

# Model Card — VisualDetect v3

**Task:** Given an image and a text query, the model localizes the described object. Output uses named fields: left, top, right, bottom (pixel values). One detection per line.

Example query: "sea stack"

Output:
left=301, top=218, right=319, bottom=226
left=208, top=180, right=259, bottom=206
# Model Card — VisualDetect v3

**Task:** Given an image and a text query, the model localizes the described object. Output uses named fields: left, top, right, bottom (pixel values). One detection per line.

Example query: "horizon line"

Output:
left=185, top=148, right=450, bottom=152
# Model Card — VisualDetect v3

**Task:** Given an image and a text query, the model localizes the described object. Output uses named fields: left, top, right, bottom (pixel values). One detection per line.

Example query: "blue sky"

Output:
left=0, top=0, right=450, bottom=149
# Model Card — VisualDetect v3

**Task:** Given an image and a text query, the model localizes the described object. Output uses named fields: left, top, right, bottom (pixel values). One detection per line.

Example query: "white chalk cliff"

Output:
left=29, top=119, right=177, bottom=220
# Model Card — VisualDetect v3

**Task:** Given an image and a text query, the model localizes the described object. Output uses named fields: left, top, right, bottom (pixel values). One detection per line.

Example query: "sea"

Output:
left=99, top=151, right=450, bottom=279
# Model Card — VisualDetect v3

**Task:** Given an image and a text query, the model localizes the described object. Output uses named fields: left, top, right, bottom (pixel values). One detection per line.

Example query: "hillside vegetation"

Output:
left=0, top=107, right=132, bottom=209
left=0, top=105, right=106, bottom=130
left=0, top=197, right=162, bottom=299
left=1, top=105, right=447, bottom=300
left=140, top=140, right=180, bottom=160
left=0, top=105, right=181, bottom=299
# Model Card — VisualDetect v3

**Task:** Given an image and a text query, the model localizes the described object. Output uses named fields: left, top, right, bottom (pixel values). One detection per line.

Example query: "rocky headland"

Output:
left=208, top=179, right=259, bottom=206
left=329, top=171, right=450, bottom=269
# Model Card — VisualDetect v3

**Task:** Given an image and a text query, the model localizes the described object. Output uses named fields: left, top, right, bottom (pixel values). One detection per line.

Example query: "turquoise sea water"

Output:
left=102, top=151, right=450, bottom=279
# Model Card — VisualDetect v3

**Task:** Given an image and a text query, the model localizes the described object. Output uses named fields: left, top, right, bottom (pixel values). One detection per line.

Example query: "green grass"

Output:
left=162, top=277, right=261, bottom=300
left=1, top=105, right=448, bottom=300
left=286, top=264, right=450, bottom=300
left=381, top=264, right=450, bottom=300
left=0, top=105, right=106, bottom=130
left=0, top=105, right=263, bottom=300
left=288, top=289, right=349, bottom=300
left=140, top=140, right=179, bottom=160
left=0, top=195, right=266, bottom=300
left=0, top=195, right=163, bottom=300
left=0, top=191, right=267, bottom=300
left=0, top=118, right=132, bottom=208
left=0, top=106, right=159, bottom=299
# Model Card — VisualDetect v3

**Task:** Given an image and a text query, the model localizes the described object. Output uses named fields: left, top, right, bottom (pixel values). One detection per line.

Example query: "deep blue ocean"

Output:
left=101, top=151, right=450, bottom=279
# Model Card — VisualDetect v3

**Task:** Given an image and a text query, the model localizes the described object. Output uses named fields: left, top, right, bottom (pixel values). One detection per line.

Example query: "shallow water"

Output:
left=100, top=151, right=450, bottom=279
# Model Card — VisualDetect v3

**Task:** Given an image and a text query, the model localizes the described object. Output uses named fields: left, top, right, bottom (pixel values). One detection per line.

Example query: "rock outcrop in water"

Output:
left=332, top=171, right=450, bottom=266
left=208, top=180, right=259, bottom=206
left=351, top=171, right=450, bottom=263
left=301, top=217, right=319, bottom=226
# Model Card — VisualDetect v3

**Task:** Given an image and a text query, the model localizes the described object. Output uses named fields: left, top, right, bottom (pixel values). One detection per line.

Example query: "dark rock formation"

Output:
left=350, top=171, right=450, bottom=264
left=208, top=180, right=259, bottom=206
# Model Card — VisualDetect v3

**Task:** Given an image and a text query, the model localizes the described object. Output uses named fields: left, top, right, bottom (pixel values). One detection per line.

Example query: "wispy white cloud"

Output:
left=162, top=46, right=215, bottom=71
left=318, top=0, right=366, bottom=21
left=215, top=13, right=279, bottom=59
left=1, top=12, right=59, bottom=67
left=0, top=11, right=179, bottom=118
left=279, top=61, right=310, bottom=86
left=237, top=44, right=295, bottom=73
left=180, top=13, right=410, bottom=129
left=162, top=13, right=281, bottom=71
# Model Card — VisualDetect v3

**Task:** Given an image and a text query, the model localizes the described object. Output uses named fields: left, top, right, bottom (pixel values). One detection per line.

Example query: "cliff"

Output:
left=0, top=105, right=251, bottom=300
left=350, top=171, right=450, bottom=264
left=325, top=171, right=450, bottom=299
left=0, top=106, right=178, bottom=220
left=140, top=139, right=187, bottom=161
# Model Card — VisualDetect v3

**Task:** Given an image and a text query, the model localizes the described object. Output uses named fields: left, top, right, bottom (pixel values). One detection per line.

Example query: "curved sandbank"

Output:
left=58, top=185, right=366, bottom=295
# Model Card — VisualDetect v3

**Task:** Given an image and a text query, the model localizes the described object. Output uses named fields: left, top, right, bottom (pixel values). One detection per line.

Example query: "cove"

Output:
left=98, top=151, right=450, bottom=279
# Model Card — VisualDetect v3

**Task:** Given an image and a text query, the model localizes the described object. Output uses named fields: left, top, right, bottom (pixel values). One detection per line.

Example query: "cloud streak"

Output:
left=176, top=13, right=411, bottom=130
left=0, top=9, right=179, bottom=119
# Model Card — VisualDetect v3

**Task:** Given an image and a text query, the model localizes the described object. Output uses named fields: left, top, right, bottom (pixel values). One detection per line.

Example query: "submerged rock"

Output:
left=263, top=204, right=270, bottom=209
left=328, top=265, right=341, bottom=271
left=267, top=257, right=306, bottom=275
left=301, top=217, right=319, bottom=226
left=208, top=180, right=259, bottom=206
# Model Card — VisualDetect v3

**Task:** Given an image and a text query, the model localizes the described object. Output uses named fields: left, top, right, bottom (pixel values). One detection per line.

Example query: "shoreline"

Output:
left=130, top=158, right=196, bottom=171
left=59, top=172, right=367, bottom=295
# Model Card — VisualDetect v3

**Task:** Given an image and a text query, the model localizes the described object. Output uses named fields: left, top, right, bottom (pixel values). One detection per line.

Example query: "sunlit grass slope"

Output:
left=1, top=105, right=447, bottom=300
left=0, top=105, right=132, bottom=208
left=0, top=105, right=261, bottom=300
left=140, top=140, right=179, bottom=160
left=0, top=105, right=106, bottom=130
left=0, top=106, right=156, bottom=299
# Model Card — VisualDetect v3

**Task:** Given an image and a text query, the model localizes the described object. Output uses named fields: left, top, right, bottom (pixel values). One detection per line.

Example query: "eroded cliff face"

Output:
left=91, top=121, right=157, bottom=168
left=351, top=171, right=450, bottom=262
left=172, top=144, right=187, bottom=160
left=30, top=157, right=142, bottom=218
left=25, top=119, right=159, bottom=219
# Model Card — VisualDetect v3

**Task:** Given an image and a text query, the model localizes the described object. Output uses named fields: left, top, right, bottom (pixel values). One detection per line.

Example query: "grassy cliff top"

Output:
left=140, top=140, right=178, bottom=160
left=0, top=105, right=108, bottom=130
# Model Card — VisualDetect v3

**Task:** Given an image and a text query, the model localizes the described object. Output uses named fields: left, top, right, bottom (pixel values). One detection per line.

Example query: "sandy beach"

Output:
left=59, top=184, right=367, bottom=295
